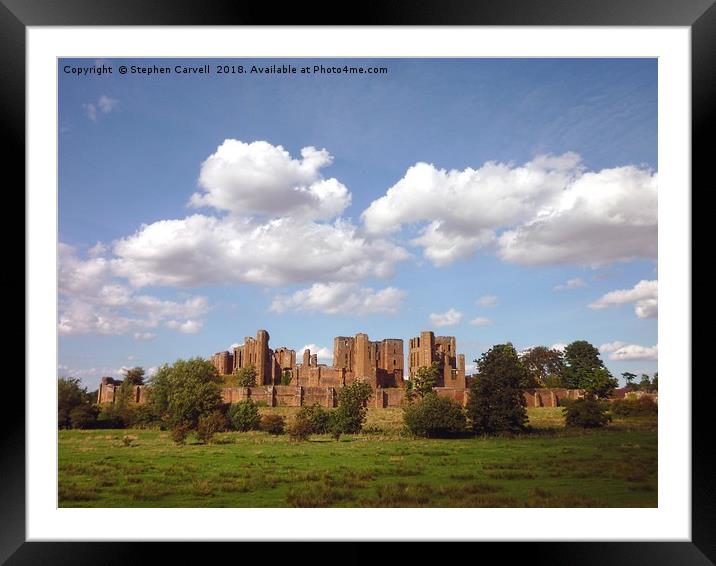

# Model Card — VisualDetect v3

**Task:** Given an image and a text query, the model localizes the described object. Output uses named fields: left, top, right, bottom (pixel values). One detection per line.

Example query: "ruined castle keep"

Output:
left=211, top=330, right=407, bottom=389
left=408, top=331, right=466, bottom=389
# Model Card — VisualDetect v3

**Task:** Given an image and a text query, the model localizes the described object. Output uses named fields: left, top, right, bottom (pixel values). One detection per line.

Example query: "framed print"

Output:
left=6, top=0, right=709, bottom=563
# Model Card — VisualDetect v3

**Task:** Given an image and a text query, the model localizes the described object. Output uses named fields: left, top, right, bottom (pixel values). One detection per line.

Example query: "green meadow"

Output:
left=58, top=407, right=657, bottom=508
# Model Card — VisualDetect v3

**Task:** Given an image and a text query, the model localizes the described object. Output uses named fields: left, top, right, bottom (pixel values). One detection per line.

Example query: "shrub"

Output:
left=331, top=381, right=373, bottom=435
left=564, top=398, right=611, bottom=428
left=287, top=417, right=313, bottom=441
left=171, top=424, right=191, bottom=444
left=295, top=404, right=332, bottom=434
left=235, top=365, right=258, bottom=387
left=403, top=393, right=467, bottom=437
left=260, top=414, right=285, bottom=435
left=69, top=404, right=99, bottom=429
left=228, top=400, right=261, bottom=432
left=280, top=370, right=292, bottom=386
left=610, top=396, right=658, bottom=417
left=95, top=406, right=126, bottom=429
left=129, top=404, right=162, bottom=429
left=197, top=411, right=229, bottom=444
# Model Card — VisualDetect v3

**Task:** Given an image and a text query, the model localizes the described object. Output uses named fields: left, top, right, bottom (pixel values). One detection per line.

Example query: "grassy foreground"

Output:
left=58, top=407, right=657, bottom=507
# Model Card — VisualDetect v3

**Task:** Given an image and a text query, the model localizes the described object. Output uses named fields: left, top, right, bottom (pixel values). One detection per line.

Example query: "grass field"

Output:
left=58, top=407, right=657, bottom=507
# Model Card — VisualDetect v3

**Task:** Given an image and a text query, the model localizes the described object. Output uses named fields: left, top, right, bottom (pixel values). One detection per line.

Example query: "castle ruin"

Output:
left=98, top=328, right=583, bottom=409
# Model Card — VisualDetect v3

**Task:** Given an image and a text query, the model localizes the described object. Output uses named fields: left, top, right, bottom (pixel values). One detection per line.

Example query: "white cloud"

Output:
left=270, top=282, right=406, bottom=315
left=188, top=140, right=350, bottom=219
left=600, top=342, right=658, bottom=361
left=83, top=95, right=118, bottom=122
left=165, top=319, right=203, bottom=334
left=589, top=279, right=658, bottom=319
left=58, top=243, right=208, bottom=336
left=134, top=332, right=157, bottom=340
left=362, top=153, right=656, bottom=267
left=469, top=316, right=493, bottom=326
left=429, top=308, right=463, bottom=327
left=97, top=95, right=119, bottom=113
left=498, top=165, right=657, bottom=266
left=550, top=343, right=567, bottom=352
left=299, top=344, right=333, bottom=363
left=112, top=215, right=408, bottom=288
left=475, top=294, right=498, bottom=307
left=553, top=277, right=587, bottom=291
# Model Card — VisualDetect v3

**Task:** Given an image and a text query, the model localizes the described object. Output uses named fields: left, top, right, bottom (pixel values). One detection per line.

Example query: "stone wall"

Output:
left=97, top=379, right=583, bottom=410
left=523, top=388, right=584, bottom=408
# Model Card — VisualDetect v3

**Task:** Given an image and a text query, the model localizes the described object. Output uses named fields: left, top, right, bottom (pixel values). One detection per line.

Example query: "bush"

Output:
left=331, top=382, right=373, bottom=435
left=171, top=423, right=191, bottom=444
left=610, top=396, right=658, bottom=417
left=235, top=365, right=258, bottom=387
left=260, top=414, right=285, bottom=435
left=196, top=411, right=229, bottom=444
left=95, top=406, right=126, bottom=429
left=69, top=404, right=99, bottom=429
left=228, top=400, right=261, bottom=432
left=295, top=404, right=332, bottom=434
left=287, top=417, right=313, bottom=441
left=129, top=404, right=162, bottom=429
left=403, top=393, right=467, bottom=437
left=564, top=398, right=611, bottom=428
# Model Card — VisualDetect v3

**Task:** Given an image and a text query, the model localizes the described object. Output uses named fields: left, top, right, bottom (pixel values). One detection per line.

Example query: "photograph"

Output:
left=56, top=56, right=659, bottom=509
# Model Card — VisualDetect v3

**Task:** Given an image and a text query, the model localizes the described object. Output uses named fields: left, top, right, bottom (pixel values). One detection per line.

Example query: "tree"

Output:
left=621, top=372, right=637, bottom=389
left=411, top=361, right=440, bottom=398
left=148, top=357, right=223, bottom=429
left=521, top=346, right=565, bottom=388
left=280, top=369, right=292, bottom=386
left=58, top=377, right=92, bottom=429
left=330, top=381, right=373, bottom=435
left=466, top=344, right=528, bottom=435
left=122, top=366, right=146, bottom=386
left=639, top=373, right=652, bottom=391
left=403, top=394, right=466, bottom=437
left=564, top=398, right=611, bottom=428
left=227, top=400, right=261, bottom=431
left=235, top=364, right=258, bottom=387
left=652, top=372, right=658, bottom=391
left=561, top=340, right=618, bottom=398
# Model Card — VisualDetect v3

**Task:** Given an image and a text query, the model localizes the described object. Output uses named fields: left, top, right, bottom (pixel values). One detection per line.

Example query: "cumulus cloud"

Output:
left=550, top=343, right=567, bottom=352
left=589, top=279, right=657, bottom=319
left=270, top=282, right=406, bottom=315
left=58, top=243, right=208, bottom=336
left=188, top=140, right=350, bottom=219
left=429, top=308, right=463, bottom=327
left=600, top=341, right=658, bottom=361
left=475, top=294, right=498, bottom=307
left=498, top=165, right=657, bottom=266
left=553, top=277, right=587, bottom=292
left=362, top=153, right=656, bottom=267
left=299, top=344, right=333, bottom=363
left=112, top=215, right=408, bottom=288
left=469, top=316, right=493, bottom=326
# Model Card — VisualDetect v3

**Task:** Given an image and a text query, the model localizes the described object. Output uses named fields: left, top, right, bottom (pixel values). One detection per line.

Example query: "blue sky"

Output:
left=58, top=58, right=658, bottom=389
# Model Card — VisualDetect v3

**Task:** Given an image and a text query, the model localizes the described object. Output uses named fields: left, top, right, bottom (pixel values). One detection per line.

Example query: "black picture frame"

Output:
left=5, top=0, right=707, bottom=563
